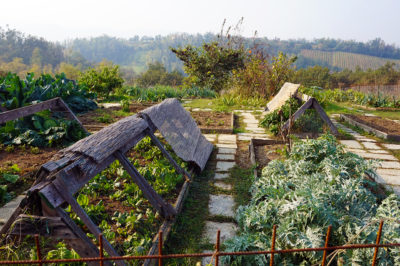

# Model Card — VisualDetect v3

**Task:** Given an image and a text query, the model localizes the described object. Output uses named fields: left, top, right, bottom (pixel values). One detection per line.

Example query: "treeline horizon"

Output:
left=1, top=26, right=400, bottom=89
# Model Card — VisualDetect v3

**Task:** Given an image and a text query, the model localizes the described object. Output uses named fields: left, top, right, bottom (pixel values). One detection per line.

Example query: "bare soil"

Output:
left=347, top=114, right=400, bottom=135
left=0, top=147, right=59, bottom=203
left=235, top=141, right=252, bottom=169
left=191, top=111, right=232, bottom=131
left=255, top=144, right=285, bottom=175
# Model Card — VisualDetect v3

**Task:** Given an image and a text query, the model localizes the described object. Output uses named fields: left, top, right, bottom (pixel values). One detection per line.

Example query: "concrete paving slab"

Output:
left=0, top=195, right=25, bottom=229
left=379, top=175, right=400, bottom=186
left=216, top=154, right=235, bottom=161
left=339, top=140, right=363, bottom=149
left=218, top=134, right=236, bottom=144
left=214, top=182, right=232, bottom=190
left=382, top=144, right=400, bottom=150
left=216, top=161, right=236, bottom=172
left=367, top=149, right=389, bottom=154
left=203, top=134, right=217, bottom=142
left=203, top=221, right=238, bottom=244
left=361, top=142, right=381, bottom=150
left=209, top=194, right=235, bottom=217
left=356, top=138, right=377, bottom=142
left=377, top=168, right=400, bottom=176
left=380, top=161, right=400, bottom=169
left=214, top=173, right=229, bottom=180
left=352, top=151, right=398, bottom=161
left=216, top=143, right=238, bottom=149
left=218, top=148, right=236, bottom=154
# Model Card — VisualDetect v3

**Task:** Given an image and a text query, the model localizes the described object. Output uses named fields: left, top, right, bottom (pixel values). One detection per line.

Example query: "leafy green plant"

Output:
left=0, top=72, right=97, bottom=113
left=223, top=135, right=400, bottom=265
left=0, top=164, right=20, bottom=204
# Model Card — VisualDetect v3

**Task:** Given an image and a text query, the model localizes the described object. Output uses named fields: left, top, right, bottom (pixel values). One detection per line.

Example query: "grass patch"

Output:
left=230, top=166, right=254, bottom=208
left=112, top=110, right=134, bottom=117
left=165, top=167, right=213, bottom=265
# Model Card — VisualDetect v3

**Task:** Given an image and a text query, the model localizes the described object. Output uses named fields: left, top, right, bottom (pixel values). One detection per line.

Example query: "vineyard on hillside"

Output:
left=300, top=49, right=400, bottom=70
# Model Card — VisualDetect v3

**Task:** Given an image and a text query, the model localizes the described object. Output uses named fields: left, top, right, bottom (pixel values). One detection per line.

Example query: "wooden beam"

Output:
left=281, top=98, right=314, bottom=131
left=9, top=214, right=78, bottom=239
left=312, top=99, right=339, bottom=135
left=55, top=98, right=88, bottom=133
left=114, top=150, right=177, bottom=219
left=146, top=129, right=192, bottom=181
left=0, top=98, right=59, bottom=124
left=53, top=174, right=127, bottom=266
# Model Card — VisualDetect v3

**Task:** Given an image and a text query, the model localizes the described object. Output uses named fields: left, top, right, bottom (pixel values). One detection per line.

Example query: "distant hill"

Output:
left=299, top=49, right=400, bottom=70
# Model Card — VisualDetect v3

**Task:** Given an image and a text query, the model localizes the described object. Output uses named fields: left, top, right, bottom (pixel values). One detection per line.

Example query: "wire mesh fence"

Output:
left=1, top=220, right=399, bottom=265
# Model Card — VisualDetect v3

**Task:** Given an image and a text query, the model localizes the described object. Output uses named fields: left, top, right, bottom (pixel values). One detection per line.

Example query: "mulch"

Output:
left=347, top=114, right=400, bottom=135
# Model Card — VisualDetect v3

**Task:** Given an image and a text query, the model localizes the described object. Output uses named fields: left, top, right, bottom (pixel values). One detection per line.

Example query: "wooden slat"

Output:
left=0, top=98, right=59, bottom=124
left=53, top=174, right=127, bottom=266
left=146, top=128, right=192, bottom=181
left=9, top=214, right=78, bottom=239
left=114, top=150, right=177, bottom=219
left=312, top=99, right=339, bottom=135
left=281, top=98, right=314, bottom=131
left=55, top=207, right=108, bottom=266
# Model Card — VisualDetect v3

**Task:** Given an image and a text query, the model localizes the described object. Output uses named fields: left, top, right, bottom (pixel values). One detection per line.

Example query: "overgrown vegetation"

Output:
left=223, top=135, right=400, bottom=265
left=0, top=164, right=20, bottom=205
left=0, top=72, right=97, bottom=113
left=301, top=86, right=400, bottom=108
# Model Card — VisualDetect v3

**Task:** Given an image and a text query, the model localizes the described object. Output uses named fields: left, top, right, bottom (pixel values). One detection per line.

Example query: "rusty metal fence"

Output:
left=1, top=220, right=400, bottom=266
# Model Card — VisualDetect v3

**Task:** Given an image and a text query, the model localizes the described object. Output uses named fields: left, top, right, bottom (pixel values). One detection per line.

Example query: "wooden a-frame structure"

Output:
left=0, top=99, right=213, bottom=266
left=281, top=97, right=339, bottom=135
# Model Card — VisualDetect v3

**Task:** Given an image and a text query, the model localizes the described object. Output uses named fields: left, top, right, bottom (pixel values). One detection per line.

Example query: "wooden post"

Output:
left=114, top=150, right=177, bottom=219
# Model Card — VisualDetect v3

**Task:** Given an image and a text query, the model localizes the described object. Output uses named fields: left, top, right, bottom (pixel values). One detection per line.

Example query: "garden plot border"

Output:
left=249, top=138, right=286, bottom=178
left=340, top=114, right=400, bottom=141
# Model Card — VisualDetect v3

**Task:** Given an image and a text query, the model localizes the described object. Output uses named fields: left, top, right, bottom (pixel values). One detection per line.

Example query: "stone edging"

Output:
left=340, top=114, right=400, bottom=141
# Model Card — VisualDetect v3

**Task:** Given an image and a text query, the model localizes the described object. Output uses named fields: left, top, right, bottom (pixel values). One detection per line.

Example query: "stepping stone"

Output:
left=380, top=161, right=400, bottom=169
left=203, top=221, right=238, bottom=244
left=214, top=182, right=232, bottom=190
left=192, top=108, right=201, bottom=111
left=204, top=134, right=217, bottom=142
left=216, top=161, right=236, bottom=172
left=0, top=195, right=26, bottom=229
left=218, top=134, right=236, bottom=144
left=243, top=119, right=259, bottom=124
left=100, top=102, right=121, bottom=108
left=383, top=184, right=400, bottom=196
left=216, top=143, right=238, bottom=149
left=377, top=174, right=400, bottom=186
left=218, top=148, right=236, bottom=154
left=214, top=173, right=229, bottom=180
left=377, top=168, right=400, bottom=177
left=339, top=140, right=363, bottom=149
left=356, top=138, right=377, bottom=143
left=245, top=128, right=265, bottom=133
left=361, top=142, right=381, bottom=150
left=368, top=149, right=389, bottom=154
left=352, top=151, right=398, bottom=161
left=382, top=144, right=400, bottom=150
left=238, top=135, right=272, bottom=141
left=209, top=194, right=235, bottom=217
left=216, top=154, right=235, bottom=161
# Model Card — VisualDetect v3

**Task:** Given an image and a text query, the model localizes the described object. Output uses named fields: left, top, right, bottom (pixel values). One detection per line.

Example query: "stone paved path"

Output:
left=201, top=109, right=271, bottom=265
left=332, top=117, right=400, bottom=195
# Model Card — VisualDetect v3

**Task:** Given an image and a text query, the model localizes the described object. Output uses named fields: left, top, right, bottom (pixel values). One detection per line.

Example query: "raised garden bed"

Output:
left=191, top=111, right=234, bottom=134
left=249, top=139, right=286, bottom=178
left=341, top=114, right=400, bottom=141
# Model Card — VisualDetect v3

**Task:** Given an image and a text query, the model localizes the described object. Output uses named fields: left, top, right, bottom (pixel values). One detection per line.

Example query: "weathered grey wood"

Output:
left=249, top=139, right=258, bottom=178
left=115, top=150, right=176, bottom=219
left=0, top=98, right=59, bottom=124
left=55, top=207, right=107, bottom=266
left=281, top=98, right=338, bottom=135
left=56, top=98, right=88, bottom=133
left=146, top=128, right=192, bottom=181
left=9, top=214, right=78, bottom=239
left=53, top=174, right=127, bottom=266
left=312, top=99, right=339, bottom=135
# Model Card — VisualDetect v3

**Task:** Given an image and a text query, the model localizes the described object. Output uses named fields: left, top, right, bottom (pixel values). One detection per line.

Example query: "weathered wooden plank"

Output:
left=146, top=128, right=192, bottom=181
left=115, top=150, right=177, bottom=219
left=55, top=207, right=107, bottom=266
left=53, top=174, right=127, bottom=266
left=281, top=97, right=314, bottom=131
left=249, top=139, right=258, bottom=178
left=9, top=214, right=78, bottom=239
left=55, top=98, right=88, bottom=133
left=312, top=99, right=339, bottom=135
left=0, top=98, right=59, bottom=124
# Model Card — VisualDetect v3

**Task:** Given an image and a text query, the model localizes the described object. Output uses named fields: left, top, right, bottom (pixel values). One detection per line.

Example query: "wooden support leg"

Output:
left=53, top=175, right=127, bottom=266
left=56, top=98, right=89, bottom=134
left=114, top=150, right=177, bottom=219
left=146, top=129, right=192, bottom=181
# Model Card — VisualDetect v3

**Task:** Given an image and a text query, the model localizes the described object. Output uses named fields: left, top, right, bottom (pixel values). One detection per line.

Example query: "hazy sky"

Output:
left=1, top=0, right=400, bottom=45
